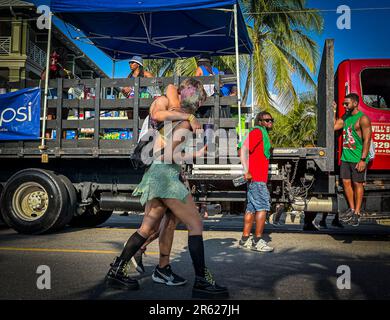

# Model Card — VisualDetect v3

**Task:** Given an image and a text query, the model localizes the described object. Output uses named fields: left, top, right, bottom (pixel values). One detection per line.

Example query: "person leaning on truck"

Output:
left=333, top=93, right=372, bottom=227
left=238, top=111, right=274, bottom=252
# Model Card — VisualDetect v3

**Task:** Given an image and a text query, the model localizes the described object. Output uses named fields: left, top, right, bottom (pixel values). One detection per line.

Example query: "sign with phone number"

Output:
left=372, top=123, right=390, bottom=156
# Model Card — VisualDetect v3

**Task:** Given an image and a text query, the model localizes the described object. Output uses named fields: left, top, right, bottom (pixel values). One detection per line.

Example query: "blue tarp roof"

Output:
left=40, top=0, right=252, bottom=60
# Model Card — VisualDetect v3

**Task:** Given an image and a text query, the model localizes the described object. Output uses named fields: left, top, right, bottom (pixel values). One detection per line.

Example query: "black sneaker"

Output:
left=339, top=208, right=355, bottom=223
left=192, top=268, right=229, bottom=299
left=152, top=264, right=187, bottom=286
left=348, top=214, right=360, bottom=227
left=131, top=249, right=145, bottom=274
left=105, top=257, right=140, bottom=290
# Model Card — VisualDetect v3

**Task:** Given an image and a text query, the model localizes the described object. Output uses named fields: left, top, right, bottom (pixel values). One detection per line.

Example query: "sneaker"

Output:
left=192, top=268, right=229, bottom=299
left=239, top=237, right=252, bottom=249
left=131, top=249, right=145, bottom=274
left=331, top=219, right=344, bottom=228
left=251, top=238, right=274, bottom=252
left=348, top=214, right=360, bottom=227
left=152, top=264, right=187, bottom=286
left=339, top=208, right=355, bottom=223
left=105, top=257, right=140, bottom=290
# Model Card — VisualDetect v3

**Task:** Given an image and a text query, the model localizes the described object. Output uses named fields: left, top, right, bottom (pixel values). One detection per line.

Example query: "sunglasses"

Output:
left=343, top=102, right=350, bottom=106
left=262, top=118, right=274, bottom=123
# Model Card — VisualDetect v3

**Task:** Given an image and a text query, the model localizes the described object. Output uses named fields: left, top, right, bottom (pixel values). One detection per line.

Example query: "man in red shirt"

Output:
left=238, top=111, right=274, bottom=252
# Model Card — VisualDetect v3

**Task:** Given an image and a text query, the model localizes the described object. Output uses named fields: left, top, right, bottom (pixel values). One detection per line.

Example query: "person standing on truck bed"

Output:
left=40, top=50, right=70, bottom=138
left=106, top=79, right=229, bottom=299
left=334, top=93, right=372, bottom=227
left=238, top=111, right=274, bottom=253
left=194, top=54, right=220, bottom=118
left=121, top=56, right=154, bottom=119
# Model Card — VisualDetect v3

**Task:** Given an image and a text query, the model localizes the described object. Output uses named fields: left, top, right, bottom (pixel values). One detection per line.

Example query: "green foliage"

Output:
left=242, top=0, right=323, bottom=110
left=270, top=92, right=317, bottom=147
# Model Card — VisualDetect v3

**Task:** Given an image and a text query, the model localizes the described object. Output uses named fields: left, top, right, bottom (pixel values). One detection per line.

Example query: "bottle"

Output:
left=233, top=175, right=247, bottom=187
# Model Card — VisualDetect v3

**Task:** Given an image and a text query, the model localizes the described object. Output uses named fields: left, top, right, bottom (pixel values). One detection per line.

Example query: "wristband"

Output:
left=188, top=114, right=195, bottom=122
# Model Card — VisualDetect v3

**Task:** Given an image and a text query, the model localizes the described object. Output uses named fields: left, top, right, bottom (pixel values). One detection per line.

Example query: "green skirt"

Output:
left=132, top=162, right=189, bottom=206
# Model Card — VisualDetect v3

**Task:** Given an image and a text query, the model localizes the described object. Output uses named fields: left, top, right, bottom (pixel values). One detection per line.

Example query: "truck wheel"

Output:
left=49, top=174, right=78, bottom=231
left=0, top=169, right=69, bottom=234
left=69, top=208, right=113, bottom=228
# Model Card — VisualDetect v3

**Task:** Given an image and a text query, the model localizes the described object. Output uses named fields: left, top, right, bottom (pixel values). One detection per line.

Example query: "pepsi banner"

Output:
left=0, top=87, right=41, bottom=140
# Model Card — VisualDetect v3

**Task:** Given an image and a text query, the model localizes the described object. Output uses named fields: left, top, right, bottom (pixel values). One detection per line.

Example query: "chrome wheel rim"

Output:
left=12, top=182, right=49, bottom=221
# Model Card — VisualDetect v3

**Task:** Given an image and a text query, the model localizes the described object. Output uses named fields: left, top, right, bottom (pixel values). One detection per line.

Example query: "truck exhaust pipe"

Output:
left=292, top=197, right=337, bottom=213
left=99, top=192, right=143, bottom=212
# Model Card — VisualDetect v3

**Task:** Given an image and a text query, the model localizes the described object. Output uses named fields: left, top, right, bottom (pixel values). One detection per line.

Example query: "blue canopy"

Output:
left=42, top=0, right=252, bottom=60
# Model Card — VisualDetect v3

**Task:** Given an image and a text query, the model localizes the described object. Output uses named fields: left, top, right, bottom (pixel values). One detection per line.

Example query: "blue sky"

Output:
left=296, top=0, right=390, bottom=93
left=52, top=0, right=390, bottom=92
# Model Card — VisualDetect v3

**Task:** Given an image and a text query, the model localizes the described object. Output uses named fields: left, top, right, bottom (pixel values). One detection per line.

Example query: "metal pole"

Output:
left=39, top=12, right=52, bottom=152
left=251, top=54, right=254, bottom=127
left=111, top=58, right=116, bottom=96
left=234, top=4, right=242, bottom=141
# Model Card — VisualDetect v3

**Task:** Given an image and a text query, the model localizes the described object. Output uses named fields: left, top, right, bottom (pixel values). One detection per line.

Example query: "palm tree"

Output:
left=271, top=92, right=317, bottom=147
left=145, top=1, right=322, bottom=112
left=242, top=0, right=323, bottom=111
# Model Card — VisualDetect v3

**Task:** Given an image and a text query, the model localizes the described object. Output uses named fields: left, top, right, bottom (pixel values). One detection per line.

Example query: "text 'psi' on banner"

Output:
left=0, top=87, right=41, bottom=141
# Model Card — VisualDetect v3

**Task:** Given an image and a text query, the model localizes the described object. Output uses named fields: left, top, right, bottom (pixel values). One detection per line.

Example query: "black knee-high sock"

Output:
left=188, top=235, right=206, bottom=278
left=119, top=231, right=147, bottom=262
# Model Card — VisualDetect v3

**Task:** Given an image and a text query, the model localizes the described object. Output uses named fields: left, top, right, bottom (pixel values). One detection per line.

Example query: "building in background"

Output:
left=0, top=0, right=107, bottom=91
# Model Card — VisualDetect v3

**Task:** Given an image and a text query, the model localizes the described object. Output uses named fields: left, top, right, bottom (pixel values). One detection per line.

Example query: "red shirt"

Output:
left=243, top=128, right=269, bottom=183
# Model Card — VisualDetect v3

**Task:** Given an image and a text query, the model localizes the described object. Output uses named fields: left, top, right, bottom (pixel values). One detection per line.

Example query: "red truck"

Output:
left=336, top=58, right=390, bottom=170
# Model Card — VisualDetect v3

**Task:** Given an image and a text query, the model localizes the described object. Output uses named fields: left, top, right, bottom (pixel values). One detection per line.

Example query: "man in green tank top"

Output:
left=334, top=93, right=372, bottom=227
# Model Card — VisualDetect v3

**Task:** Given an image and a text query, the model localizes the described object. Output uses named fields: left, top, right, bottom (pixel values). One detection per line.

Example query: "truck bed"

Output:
left=0, top=76, right=250, bottom=159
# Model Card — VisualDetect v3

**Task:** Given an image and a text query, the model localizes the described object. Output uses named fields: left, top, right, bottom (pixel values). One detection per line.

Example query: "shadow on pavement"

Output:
left=70, top=235, right=390, bottom=300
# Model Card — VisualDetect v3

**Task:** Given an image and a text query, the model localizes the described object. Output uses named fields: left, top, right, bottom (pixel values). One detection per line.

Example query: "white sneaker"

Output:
left=251, top=239, right=274, bottom=252
left=239, top=237, right=252, bottom=249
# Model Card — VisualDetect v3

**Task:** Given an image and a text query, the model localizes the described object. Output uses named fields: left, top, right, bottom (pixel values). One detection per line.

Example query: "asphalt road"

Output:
left=0, top=214, right=389, bottom=300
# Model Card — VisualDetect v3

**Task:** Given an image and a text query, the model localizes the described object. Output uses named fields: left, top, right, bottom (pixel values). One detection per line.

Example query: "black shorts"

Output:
left=340, top=161, right=367, bottom=183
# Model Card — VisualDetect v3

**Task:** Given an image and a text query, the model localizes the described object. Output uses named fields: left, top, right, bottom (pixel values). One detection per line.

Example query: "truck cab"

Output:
left=335, top=59, right=390, bottom=170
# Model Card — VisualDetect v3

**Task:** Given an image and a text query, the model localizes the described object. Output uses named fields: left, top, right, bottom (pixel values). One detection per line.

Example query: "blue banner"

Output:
left=0, top=87, right=41, bottom=140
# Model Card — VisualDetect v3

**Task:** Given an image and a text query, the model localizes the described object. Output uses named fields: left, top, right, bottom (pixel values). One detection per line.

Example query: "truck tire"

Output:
left=49, top=174, right=78, bottom=231
left=69, top=208, right=113, bottom=228
left=0, top=169, right=69, bottom=234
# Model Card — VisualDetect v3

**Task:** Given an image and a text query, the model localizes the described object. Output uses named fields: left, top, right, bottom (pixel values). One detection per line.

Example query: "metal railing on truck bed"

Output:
left=0, top=75, right=250, bottom=159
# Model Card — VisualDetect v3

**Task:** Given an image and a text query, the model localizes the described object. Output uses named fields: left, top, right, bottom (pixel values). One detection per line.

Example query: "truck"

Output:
left=0, top=39, right=389, bottom=234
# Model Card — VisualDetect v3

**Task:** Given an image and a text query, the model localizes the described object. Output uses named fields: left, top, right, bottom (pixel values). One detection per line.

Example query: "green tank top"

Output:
left=341, top=111, right=365, bottom=163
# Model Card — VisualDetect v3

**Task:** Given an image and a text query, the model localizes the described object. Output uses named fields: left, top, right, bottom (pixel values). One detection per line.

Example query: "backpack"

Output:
left=130, top=117, right=182, bottom=169
left=130, top=116, right=157, bottom=170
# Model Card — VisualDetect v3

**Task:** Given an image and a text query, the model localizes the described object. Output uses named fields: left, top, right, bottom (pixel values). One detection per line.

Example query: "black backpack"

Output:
left=130, top=118, right=181, bottom=170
